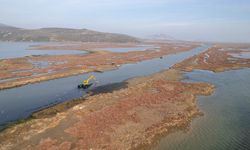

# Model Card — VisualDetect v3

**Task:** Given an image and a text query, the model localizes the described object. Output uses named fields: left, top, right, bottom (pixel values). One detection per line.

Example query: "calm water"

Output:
left=0, top=42, right=87, bottom=59
left=95, top=45, right=158, bottom=52
left=229, top=52, right=250, bottom=59
left=152, top=69, right=250, bottom=150
left=0, top=45, right=210, bottom=129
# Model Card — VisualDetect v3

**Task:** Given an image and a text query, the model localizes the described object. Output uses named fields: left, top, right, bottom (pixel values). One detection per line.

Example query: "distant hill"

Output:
left=147, top=34, right=175, bottom=40
left=0, top=23, right=18, bottom=29
left=0, top=23, right=7, bottom=27
left=0, top=24, right=139, bottom=43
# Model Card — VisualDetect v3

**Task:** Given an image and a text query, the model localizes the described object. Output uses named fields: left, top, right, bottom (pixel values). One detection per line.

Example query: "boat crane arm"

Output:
left=83, top=75, right=96, bottom=86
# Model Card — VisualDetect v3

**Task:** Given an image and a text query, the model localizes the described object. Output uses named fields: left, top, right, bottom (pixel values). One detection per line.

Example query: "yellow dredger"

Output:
left=78, top=75, right=96, bottom=89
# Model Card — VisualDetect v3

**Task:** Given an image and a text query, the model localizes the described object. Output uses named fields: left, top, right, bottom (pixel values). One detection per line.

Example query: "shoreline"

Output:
left=2, top=43, right=249, bottom=149
left=0, top=81, right=129, bottom=132
left=173, top=44, right=250, bottom=72
left=0, top=43, right=198, bottom=90
left=0, top=68, right=214, bottom=150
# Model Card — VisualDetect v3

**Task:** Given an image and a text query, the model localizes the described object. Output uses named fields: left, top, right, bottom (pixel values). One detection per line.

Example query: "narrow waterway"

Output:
left=0, top=45, right=210, bottom=129
left=152, top=69, right=250, bottom=150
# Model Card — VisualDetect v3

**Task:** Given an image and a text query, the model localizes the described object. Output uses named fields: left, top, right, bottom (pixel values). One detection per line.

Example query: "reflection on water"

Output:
left=152, top=69, right=250, bottom=150
left=0, top=42, right=87, bottom=59
left=0, top=45, right=210, bottom=129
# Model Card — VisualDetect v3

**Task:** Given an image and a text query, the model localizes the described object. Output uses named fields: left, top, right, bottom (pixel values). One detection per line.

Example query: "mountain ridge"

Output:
left=0, top=23, right=140, bottom=43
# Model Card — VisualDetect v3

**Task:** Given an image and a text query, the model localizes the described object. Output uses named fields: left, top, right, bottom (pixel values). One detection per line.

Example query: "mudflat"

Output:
left=0, top=42, right=197, bottom=90
left=0, top=69, right=214, bottom=150
left=173, top=43, right=250, bottom=72
left=1, top=43, right=250, bottom=150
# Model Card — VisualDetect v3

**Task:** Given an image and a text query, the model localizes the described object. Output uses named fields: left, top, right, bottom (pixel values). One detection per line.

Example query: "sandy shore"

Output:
left=0, top=42, right=198, bottom=90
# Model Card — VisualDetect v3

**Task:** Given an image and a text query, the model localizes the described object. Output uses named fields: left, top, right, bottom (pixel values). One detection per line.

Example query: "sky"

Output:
left=0, top=0, right=250, bottom=42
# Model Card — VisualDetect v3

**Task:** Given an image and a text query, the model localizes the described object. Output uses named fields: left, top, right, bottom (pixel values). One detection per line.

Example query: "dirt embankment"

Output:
left=0, top=69, right=214, bottom=150
left=173, top=44, right=250, bottom=72
left=0, top=43, right=198, bottom=90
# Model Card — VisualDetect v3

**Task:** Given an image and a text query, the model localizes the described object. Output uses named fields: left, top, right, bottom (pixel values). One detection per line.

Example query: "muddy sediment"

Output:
left=0, top=42, right=198, bottom=90
left=1, top=43, right=250, bottom=150
left=173, top=44, right=250, bottom=72
left=31, top=82, right=128, bottom=119
left=0, top=69, right=214, bottom=150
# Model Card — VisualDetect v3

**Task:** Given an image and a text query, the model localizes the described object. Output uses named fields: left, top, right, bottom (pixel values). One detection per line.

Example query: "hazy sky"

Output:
left=0, top=0, right=250, bottom=42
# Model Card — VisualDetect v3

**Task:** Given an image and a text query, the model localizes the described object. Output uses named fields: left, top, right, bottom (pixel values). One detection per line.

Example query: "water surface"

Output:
left=0, top=42, right=87, bottom=59
left=229, top=52, right=250, bottom=59
left=0, top=45, right=210, bottom=129
left=95, top=45, right=158, bottom=52
left=152, top=69, right=250, bottom=150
